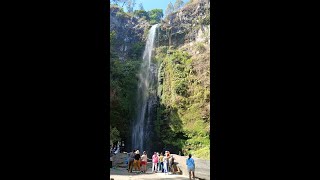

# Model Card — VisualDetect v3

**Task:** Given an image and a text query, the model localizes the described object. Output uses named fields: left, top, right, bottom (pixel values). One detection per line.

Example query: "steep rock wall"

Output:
left=110, top=6, right=151, bottom=61
left=156, top=0, right=210, bottom=48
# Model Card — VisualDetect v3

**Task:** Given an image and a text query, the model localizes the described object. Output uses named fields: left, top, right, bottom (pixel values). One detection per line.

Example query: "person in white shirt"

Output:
left=140, top=151, right=148, bottom=173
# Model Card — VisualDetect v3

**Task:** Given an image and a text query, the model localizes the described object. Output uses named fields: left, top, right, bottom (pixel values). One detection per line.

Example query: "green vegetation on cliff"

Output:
left=110, top=29, right=143, bottom=145
left=155, top=43, right=210, bottom=159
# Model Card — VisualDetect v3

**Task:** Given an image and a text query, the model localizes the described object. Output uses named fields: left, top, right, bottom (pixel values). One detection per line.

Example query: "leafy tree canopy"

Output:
left=126, top=0, right=136, bottom=13
left=148, top=9, right=164, bottom=25
left=174, top=0, right=184, bottom=11
left=133, top=9, right=149, bottom=20
left=165, top=2, right=174, bottom=17
left=138, top=2, right=144, bottom=11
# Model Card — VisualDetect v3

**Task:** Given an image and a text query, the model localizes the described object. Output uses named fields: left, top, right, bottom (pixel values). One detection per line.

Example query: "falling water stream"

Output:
left=131, top=24, right=158, bottom=153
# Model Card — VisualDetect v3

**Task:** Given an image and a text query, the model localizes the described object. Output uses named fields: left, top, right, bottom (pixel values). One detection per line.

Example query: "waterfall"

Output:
left=131, top=24, right=158, bottom=153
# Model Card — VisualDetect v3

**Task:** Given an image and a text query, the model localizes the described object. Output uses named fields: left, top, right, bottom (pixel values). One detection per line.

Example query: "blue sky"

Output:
left=118, top=0, right=190, bottom=13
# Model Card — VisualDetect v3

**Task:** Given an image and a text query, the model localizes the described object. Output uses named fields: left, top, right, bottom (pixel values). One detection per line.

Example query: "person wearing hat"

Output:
left=133, top=150, right=141, bottom=171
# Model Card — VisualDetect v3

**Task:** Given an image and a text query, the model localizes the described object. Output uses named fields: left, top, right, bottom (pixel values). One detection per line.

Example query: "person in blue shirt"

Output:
left=186, top=154, right=195, bottom=180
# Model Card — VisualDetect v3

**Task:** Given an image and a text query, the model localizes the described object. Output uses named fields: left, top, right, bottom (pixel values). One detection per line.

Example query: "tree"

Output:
left=165, top=2, right=174, bottom=17
left=110, top=126, right=121, bottom=145
left=138, top=2, right=144, bottom=11
left=111, top=0, right=126, bottom=7
left=148, top=9, right=164, bottom=24
left=126, top=0, right=136, bottom=13
left=174, top=0, right=184, bottom=11
left=133, top=10, right=149, bottom=20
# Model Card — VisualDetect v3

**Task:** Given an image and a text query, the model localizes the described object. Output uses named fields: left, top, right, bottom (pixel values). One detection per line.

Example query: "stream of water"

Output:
left=131, top=24, right=158, bottom=153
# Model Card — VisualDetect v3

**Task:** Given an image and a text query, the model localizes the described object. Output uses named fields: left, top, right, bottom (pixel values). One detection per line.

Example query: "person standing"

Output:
left=186, top=154, right=195, bottom=180
left=128, top=149, right=135, bottom=173
left=159, top=152, right=164, bottom=172
left=152, top=152, right=159, bottom=173
left=169, top=155, right=175, bottom=173
left=166, top=151, right=170, bottom=172
left=163, top=154, right=168, bottom=174
left=134, top=150, right=141, bottom=172
left=140, top=151, right=148, bottom=173
left=157, top=152, right=160, bottom=172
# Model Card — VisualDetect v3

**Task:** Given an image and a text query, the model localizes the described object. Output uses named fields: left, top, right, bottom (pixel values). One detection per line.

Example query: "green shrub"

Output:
left=193, top=146, right=210, bottom=159
left=195, top=42, right=206, bottom=53
left=175, top=80, right=188, bottom=96
left=202, top=14, right=210, bottom=25
left=133, top=10, right=150, bottom=20
left=128, top=42, right=145, bottom=59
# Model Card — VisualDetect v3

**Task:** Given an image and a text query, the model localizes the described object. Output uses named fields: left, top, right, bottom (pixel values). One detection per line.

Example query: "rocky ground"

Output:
left=110, top=153, right=210, bottom=180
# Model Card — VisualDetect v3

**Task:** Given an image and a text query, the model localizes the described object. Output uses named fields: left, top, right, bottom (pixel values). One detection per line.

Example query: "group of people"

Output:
left=126, top=149, right=196, bottom=180
left=127, top=149, right=178, bottom=174
left=110, top=142, right=121, bottom=155
left=151, top=150, right=177, bottom=174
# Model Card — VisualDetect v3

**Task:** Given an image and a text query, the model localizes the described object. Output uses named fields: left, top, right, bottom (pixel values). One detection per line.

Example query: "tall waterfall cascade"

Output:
left=131, top=24, right=158, bottom=153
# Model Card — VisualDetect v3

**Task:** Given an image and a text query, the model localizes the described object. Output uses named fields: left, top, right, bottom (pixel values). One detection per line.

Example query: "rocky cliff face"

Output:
left=156, top=0, right=210, bottom=48
left=152, top=0, right=211, bottom=159
left=110, top=6, right=150, bottom=61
